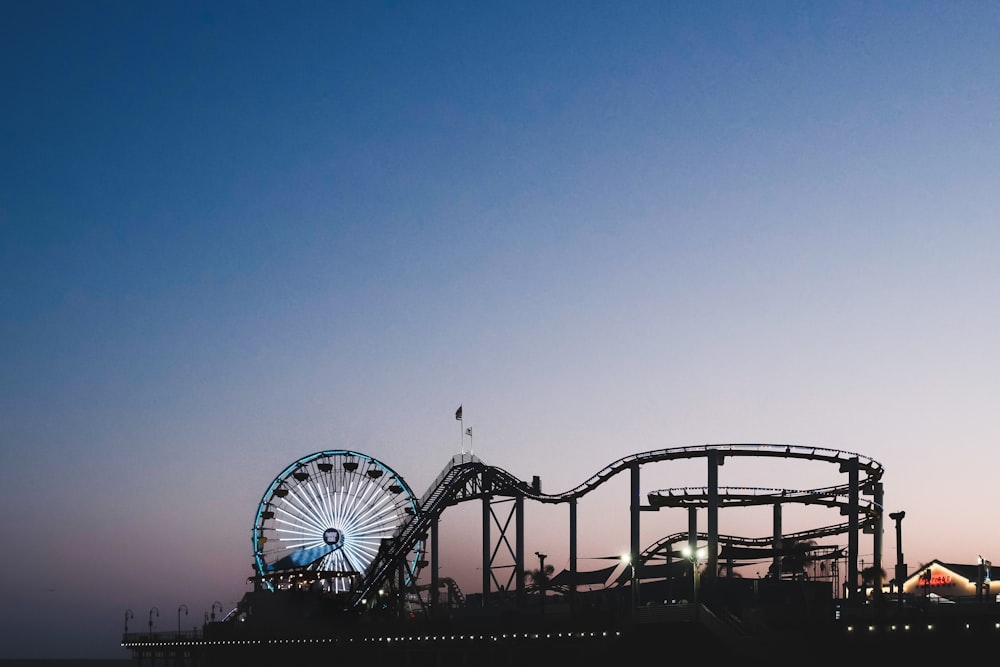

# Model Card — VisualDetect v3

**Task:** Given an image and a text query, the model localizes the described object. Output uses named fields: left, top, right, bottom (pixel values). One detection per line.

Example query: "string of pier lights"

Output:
left=124, top=620, right=1000, bottom=651
left=123, top=629, right=624, bottom=649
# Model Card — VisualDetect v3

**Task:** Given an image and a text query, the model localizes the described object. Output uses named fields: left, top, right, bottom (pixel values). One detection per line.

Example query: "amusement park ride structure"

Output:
left=124, top=443, right=1000, bottom=665
left=245, top=443, right=887, bottom=617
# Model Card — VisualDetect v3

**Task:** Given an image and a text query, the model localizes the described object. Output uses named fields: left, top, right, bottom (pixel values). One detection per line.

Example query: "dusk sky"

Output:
left=3, top=1, right=1000, bottom=659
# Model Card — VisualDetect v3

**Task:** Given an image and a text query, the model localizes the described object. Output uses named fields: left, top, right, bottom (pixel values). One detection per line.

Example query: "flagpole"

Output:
left=455, top=405, right=464, bottom=454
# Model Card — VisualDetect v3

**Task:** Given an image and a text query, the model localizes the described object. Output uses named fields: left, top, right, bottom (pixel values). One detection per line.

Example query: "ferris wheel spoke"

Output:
left=310, top=479, right=337, bottom=527
left=275, top=504, right=328, bottom=536
left=287, top=486, right=330, bottom=533
left=284, top=492, right=331, bottom=535
left=277, top=492, right=326, bottom=530
left=334, top=481, right=366, bottom=532
left=278, top=536, right=326, bottom=549
left=316, top=482, right=337, bottom=528
left=345, top=540, right=379, bottom=563
left=342, top=544, right=371, bottom=574
left=302, top=481, right=332, bottom=530
left=274, top=530, right=325, bottom=544
left=342, top=489, right=394, bottom=533
left=273, top=514, right=321, bottom=534
left=339, top=477, right=368, bottom=526
left=350, top=506, right=403, bottom=537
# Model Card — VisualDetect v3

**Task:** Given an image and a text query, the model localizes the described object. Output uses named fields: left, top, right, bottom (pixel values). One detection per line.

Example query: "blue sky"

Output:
left=3, top=0, right=1000, bottom=658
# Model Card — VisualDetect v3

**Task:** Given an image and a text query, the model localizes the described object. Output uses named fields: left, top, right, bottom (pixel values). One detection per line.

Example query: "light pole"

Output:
left=177, top=604, right=188, bottom=632
left=124, top=609, right=133, bottom=635
left=621, top=553, right=637, bottom=612
left=977, top=555, right=991, bottom=603
left=211, top=601, right=223, bottom=622
left=889, top=511, right=905, bottom=609
left=148, top=607, right=159, bottom=639
left=682, top=544, right=707, bottom=611
left=534, top=551, right=547, bottom=615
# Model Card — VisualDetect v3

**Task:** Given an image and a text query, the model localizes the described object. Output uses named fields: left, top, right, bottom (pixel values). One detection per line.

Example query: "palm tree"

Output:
left=718, top=561, right=744, bottom=578
left=525, top=552, right=555, bottom=613
left=861, top=565, right=887, bottom=599
left=525, top=564, right=555, bottom=591
left=767, top=539, right=817, bottom=580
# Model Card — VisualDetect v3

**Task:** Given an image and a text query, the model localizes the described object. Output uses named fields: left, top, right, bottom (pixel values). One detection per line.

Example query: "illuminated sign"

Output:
left=922, top=573, right=953, bottom=587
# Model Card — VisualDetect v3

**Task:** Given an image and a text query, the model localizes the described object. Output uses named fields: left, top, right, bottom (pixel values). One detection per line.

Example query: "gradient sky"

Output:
left=3, top=0, right=1000, bottom=659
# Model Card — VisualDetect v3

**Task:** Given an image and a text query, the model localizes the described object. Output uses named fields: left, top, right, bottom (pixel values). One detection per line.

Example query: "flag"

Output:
left=455, top=405, right=462, bottom=420
left=465, top=427, right=472, bottom=436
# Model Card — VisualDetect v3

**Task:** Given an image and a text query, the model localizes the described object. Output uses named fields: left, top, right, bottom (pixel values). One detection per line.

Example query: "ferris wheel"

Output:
left=252, top=450, right=422, bottom=594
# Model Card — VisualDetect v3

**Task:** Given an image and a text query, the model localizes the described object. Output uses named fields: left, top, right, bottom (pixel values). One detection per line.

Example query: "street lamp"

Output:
left=148, top=607, right=159, bottom=638
left=534, top=552, right=547, bottom=615
left=682, top=544, right=707, bottom=610
left=621, top=553, right=638, bottom=609
left=177, top=604, right=188, bottom=632
left=124, top=609, right=133, bottom=635
left=211, top=601, right=223, bottom=622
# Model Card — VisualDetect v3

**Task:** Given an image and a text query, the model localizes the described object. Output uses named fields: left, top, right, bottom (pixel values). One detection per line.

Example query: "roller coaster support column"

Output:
left=431, top=518, right=440, bottom=614
left=871, top=482, right=885, bottom=604
left=841, top=457, right=860, bottom=605
left=687, top=506, right=697, bottom=591
left=707, top=450, right=721, bottom=582
left=630, top=464, right=641, bottom=609
left=516, top=494, right=525, bottom=606
left=772, top=503, right=783, bottom=580
left=482, top=493, right=491, bottom=608
left=569, top=497, right=578, bottom=612
left=397, top=557, right=406, bottom=618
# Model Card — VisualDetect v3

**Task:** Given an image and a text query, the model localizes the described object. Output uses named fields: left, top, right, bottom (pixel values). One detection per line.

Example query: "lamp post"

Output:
left=682, top=544, right=707, bottom=612
left=148, top=607, right=159, bottom=639
left=534, top=552, right=547, bottom=615
left=124, top=609, right=133, bottom=635
left=621, top=553, right=638, bottom=613
left=177, top=604, right=188, bottom=633
left=977, top=555, right=991, bottom=603
left=889, top=511, right=905, bottom=609
left=211, top=601, right=223, bottom=622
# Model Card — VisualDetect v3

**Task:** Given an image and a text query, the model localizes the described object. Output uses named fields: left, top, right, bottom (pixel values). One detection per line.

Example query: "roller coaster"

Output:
left=126, top=443, right=1000, bottom=666
left=247, top=443, right=886, bottom=617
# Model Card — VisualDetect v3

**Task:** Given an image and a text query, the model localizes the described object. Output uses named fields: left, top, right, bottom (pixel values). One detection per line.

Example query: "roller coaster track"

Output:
left=637, top=528, right=850, bottom=569
left=353, top=444, right=883, bottom=607
left=647, top=482, right=883, bottom=512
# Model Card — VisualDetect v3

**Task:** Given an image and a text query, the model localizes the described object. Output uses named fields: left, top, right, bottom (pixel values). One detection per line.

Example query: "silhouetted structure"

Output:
left=122, top=446, right=1000, bottom=665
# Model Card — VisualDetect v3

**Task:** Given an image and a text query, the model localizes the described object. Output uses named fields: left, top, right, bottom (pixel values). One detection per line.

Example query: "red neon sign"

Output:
left=920, top=572, right=953, bottom=587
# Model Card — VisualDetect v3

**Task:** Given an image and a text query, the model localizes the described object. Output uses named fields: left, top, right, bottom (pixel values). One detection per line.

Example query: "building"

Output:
left=899, top=559, right=997, bottom=603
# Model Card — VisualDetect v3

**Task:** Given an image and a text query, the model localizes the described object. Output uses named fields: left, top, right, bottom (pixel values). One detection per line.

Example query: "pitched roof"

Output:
left=906, top=558, right=990, bottom=583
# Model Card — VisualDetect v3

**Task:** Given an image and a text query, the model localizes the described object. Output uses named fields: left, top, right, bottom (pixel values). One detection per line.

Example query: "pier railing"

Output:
left=123, top=628, right=203, bottom=643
